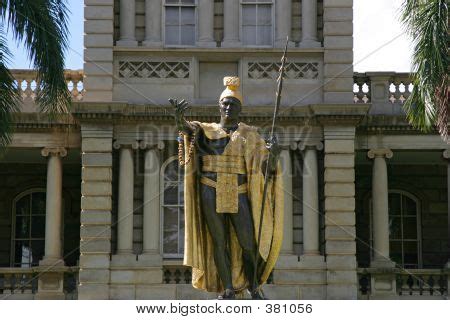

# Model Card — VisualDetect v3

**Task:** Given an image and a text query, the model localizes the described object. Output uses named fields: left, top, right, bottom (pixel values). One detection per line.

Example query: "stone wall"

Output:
left=0, top=163, right=81, bottom=267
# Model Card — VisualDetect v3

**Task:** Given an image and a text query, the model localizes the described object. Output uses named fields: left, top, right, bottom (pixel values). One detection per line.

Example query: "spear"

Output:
left=253, top=37, right=289, bottom=295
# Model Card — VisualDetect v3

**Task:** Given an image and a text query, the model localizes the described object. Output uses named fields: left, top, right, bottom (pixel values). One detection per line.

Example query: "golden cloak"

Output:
left=183, top=122, right=284, bottom=292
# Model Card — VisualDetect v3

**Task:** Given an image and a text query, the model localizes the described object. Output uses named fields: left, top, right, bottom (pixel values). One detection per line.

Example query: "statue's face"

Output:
left=219, top=97, right=241, bottom=122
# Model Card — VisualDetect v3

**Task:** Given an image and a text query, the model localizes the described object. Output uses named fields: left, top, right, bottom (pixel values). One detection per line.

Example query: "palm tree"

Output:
left=0, top=0, right=70, bottom=147
left=400, top=0, right=448, bottom=141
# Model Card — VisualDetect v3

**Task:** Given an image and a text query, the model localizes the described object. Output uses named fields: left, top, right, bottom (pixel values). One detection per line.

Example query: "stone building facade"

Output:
left=0, top=0, right=448, bottom=299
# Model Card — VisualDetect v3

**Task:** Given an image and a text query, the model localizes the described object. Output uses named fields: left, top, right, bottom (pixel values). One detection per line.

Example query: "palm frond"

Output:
left=401, top=0, right=449, bottom=141
left=0, top=22, right=20, bottom=148
left=1, top=0, right=71, bottom=115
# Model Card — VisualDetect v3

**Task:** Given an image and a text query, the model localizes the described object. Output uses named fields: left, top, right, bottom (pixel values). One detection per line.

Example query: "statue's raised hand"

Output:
left=169, top=98, right=194, bottom=134
left=169, top=98, right=190, bottom=120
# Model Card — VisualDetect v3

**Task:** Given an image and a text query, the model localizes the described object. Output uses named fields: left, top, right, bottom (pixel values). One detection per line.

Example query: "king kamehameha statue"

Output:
left=170, top=76, right=284, bottom=300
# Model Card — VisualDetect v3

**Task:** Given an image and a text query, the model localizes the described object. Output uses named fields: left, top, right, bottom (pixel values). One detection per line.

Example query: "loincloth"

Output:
left=201, top=155, right=246, bottom=213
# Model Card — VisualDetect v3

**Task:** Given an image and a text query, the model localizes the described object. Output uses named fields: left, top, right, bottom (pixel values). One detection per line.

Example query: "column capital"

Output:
left=298, top=140, right=323, bottom=151
left=139, top=141, right=165, bottom=150
left=113, top=140, right=139, bottom=150
left=443, top=149, right=450, bottom=159
left=41, top=147, right=67, bottom=158
left=368, top=148, right=393, bottom=159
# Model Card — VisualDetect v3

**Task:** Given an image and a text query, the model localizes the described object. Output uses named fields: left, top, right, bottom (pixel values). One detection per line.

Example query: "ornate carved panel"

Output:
left=118, top=61, right=190, bottom=79
left=247, top=62, right=319, bottom=80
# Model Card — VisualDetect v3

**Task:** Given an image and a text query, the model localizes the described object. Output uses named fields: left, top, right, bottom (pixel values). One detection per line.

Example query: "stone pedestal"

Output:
left=35, top=266, right=65, bottom=300
left=369, top=269, right=398, bottom=298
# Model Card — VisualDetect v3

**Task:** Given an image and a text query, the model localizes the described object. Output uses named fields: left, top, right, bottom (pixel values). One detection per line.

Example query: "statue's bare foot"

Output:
left=250, top=288, right=266, bottom=300
left=218, top=288, right=235, bottom=300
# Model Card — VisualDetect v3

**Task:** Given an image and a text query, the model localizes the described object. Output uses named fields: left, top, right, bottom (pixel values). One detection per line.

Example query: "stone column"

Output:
left=40, top=147, right=67, bottom=265
left=117, top=0, right=138, bottom=46
left=114, top=142, right=137, bottom=254
left=36, top=147, right=67, bottom=299
left=197, top=0, right=216, bottom=47
left=299, top=0, right=320, bottom=48
left=143, top=0, right=163, bottom=47
left=279, top=148, right=294, bottom=255
left=367, top=148, right=396, bottom=298
left=443, top=150, right=450, bottom=267
left=300, top=143, right=323, bottom=256
left=222, top=0, right=241, bottom=47
left=275, top=0, right=292, bottom=47
left=368, top=149, right=394, bottom=267
left=130, top=142, right=165, bottom=296
left=140, top=142, right=164, bottom=261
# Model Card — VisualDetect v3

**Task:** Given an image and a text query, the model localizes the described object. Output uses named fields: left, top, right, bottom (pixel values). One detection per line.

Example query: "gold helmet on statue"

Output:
left=220, top=76, right=243, bottom=104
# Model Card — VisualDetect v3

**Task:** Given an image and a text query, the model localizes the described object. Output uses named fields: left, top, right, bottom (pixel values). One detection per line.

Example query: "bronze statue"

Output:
left=170, top=76, right=284, bottom=299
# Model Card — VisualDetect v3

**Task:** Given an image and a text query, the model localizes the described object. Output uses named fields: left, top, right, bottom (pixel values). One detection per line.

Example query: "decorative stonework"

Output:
left=248, top=62, right=319, bottom=80
left=118, top=61, right=190, bottom=79
left=41, top=147, right=68, bottom=158
left=367, top=148, right=393, bottom=159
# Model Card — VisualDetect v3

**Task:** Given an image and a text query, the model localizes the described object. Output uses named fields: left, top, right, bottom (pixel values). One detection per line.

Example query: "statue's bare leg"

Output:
left=230, top=194, right=259, bottom=292
left=200, top=184, right=233, bottom=292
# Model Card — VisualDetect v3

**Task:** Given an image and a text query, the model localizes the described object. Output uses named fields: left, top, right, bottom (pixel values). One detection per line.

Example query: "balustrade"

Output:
left=357, top=268, right=448, bottom=298
left=11, top=70, right=84, bottom=107
left=0, top=267, right=78, bottom=299
left=353, top=72, right=413, bottom=105
left=163, top=265, right=192, bottom=285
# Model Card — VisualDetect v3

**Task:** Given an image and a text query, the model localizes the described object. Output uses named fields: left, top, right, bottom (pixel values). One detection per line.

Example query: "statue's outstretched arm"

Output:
left=169, top=98, right=196, bottom=135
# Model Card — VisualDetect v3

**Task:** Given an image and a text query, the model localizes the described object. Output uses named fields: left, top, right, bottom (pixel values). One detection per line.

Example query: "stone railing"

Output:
left=0, top=267, right=79, bottom=300
left=162, top=264, right=274, bottom=285
left=353, top=72, right=413, bottom=115
left=358, top=268, right=449, bottom=299
left=11, top=69, right=84, bottom=112
left=163, top=264, right=192, bottom=284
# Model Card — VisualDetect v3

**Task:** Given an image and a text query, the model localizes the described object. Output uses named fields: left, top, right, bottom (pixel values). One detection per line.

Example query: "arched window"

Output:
left=370, top=190, right=422, bottom=268
left=161, top=157, right=185, bottom=258
left=11, top=189, right=46, bottom=267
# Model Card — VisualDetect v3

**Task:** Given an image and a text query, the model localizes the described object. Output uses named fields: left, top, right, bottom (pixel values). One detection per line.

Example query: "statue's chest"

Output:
left=197, top=131, right=245, bottom=156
